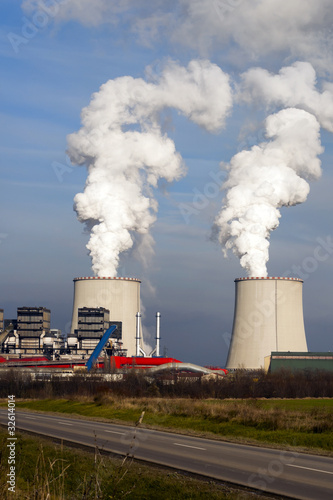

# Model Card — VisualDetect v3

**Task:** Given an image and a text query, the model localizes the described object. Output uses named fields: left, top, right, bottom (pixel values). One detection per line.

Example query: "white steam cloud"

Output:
left=28, top=1, right=332, bottom=277
left=214, top=108, right=323, bottom=277
left=67, top=59, right=232, bottom=276
left=239, top=61, right=333, bottom=132
left=213, top=61, right=331, bottom=277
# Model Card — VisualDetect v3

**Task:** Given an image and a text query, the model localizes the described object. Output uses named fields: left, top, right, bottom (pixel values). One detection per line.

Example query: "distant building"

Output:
left=1, top=318, right=17, bottom=353
left=17, top=307, right=51, bottom=351
left=76, top=307, right=110, bottom=351
left=0, top=309, right=3, bottom=332
left=265, top=352, right=333, bottom=373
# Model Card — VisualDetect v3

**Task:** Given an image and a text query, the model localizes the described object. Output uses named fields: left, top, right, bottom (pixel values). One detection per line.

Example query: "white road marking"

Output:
left=105, top=430, right=125, bottom=435
left=57, top=421, right=73, bottom=426
left=173, top=443, right=206, bottom=450
left=287, top=464, right=333, bottom=475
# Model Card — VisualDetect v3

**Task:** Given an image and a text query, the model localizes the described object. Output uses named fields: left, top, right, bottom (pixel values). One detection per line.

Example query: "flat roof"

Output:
left=271, top=352, right=333, bottom=358
left=74, top=277, right=141, bottom=282
left=235, top=277, right=303, bottom=282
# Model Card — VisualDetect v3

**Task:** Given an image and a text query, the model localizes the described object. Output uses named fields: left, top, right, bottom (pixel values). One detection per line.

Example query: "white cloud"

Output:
left=22, top=0, right=333, bottom=72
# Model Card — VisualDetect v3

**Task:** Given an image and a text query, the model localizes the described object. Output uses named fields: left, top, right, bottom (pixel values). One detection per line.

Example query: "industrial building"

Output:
left=226, top=277, right=308, bottom=370
left=1, top=319, right=17, bottom=353
left=74, top=306, right=123, bottom=355
left=265, top=352, right=333, bottom=373
left=76, top=307, right=110, bottom=350
left=2, top=271, right=330, bottom=377
left=17, top=307, right=51, bottom=352
left=70, top=277, right=141, bottom=356
left=1, top=275, right=143, bottom=360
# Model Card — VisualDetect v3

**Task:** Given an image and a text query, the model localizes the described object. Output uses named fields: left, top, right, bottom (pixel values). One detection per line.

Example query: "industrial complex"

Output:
left=0, top=275, right=332, bottom=374
left=0, top=276, right=228, bottom=376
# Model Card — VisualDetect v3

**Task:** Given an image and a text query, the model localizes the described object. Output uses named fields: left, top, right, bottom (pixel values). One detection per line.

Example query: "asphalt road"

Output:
left=0, top=408, right=332, bottom=499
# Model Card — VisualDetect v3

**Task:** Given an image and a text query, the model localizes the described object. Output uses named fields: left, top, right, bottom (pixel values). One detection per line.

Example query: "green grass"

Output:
left=0, top=429, right=260, bottom=499
left=256, top=398, right=333, bottom=411
left=12, top=398, right=333, bottom=453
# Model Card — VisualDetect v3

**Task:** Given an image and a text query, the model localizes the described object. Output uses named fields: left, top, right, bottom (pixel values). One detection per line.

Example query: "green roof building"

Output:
left=265, top=352, right=333, bottom=372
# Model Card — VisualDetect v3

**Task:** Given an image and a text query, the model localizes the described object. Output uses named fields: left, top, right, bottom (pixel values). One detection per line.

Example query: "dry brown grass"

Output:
left=76, top=396, right=333, bottom=434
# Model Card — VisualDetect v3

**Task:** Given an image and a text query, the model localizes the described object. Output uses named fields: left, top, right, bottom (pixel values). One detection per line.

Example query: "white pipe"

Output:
left=155, top=312, right=161, bottom=357
left=147, top=362, right=226, bottom=376
left=135, top=312, right=141, bottom=357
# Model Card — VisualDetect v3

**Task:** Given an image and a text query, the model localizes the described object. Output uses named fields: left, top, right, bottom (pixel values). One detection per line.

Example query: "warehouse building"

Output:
left=265, top=352, right=333, bottom=372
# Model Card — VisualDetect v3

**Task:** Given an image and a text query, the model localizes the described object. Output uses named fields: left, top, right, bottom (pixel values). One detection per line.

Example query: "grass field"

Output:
left=12, top=397, right=333, bottom=454
left=0, top=429, right=269, bottom=500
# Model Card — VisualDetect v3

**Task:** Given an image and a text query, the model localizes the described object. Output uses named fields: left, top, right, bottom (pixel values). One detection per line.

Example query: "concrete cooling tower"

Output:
left=70, top=277, right=141, bottom=356
left=226, top=277, right=308, bottom=370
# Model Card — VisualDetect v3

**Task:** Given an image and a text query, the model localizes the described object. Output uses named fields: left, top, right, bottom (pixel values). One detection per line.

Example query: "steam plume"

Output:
left=239, top=61, right=333, bottom=132
left=67, top=59, right=232, bottom=276
left=213, top=61, right=332, bottom=276
left=214, top=108, right=323, bottom=277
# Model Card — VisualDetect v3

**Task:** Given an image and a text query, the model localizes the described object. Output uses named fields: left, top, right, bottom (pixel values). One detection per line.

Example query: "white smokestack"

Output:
left=155, top=312, right=161, bottom=357
left=136, top=311, right=142, bottom=357
left=226, top=277, right=308, bottom=370
left=67, top=59, right=232, bottom=276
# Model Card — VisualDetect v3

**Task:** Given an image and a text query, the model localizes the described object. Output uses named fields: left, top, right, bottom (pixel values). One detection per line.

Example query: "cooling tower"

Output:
left=70, top=277, right=141, bottom=356
left=226, top=277, right=308, bottom=370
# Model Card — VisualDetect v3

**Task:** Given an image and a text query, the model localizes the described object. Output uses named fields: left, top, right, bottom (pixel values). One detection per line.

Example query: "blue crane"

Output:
left=85, top=324, right=117, bottom=372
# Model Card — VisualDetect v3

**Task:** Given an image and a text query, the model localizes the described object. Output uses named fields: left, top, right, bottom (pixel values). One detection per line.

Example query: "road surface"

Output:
left=0, top=408, right=332, bottom=499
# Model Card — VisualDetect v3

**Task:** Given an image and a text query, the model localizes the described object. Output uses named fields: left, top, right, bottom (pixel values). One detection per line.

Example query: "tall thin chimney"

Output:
left=136, top=312, right=142, bottom=357
left=155, top=312, right=161, bottom=357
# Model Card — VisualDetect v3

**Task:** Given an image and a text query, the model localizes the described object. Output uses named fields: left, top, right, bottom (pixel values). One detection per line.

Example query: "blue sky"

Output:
left=1, top=1, right=333, bottom=366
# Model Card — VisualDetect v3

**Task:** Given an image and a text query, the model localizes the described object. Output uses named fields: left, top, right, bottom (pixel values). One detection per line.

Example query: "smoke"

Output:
left=239, top=61, right=333, bottom=132
left=214, top=108, right=323, bottom=277
left=67, top=59, right=232, bottom=276
left=212, top=61, right=333, bottom=276
left=22, top=2, right=332, bottom=277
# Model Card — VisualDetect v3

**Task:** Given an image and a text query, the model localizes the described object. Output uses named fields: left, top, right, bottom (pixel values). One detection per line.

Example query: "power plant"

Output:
left=226, top=277, right=308, bottom=370
left=1, top=273, right=332, bottom=374
left=0, top=274, right=229, bottom=376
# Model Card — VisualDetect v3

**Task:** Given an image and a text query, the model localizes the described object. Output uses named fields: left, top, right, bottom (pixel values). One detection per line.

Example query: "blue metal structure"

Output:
left=86, top=324, right=117, bottom=372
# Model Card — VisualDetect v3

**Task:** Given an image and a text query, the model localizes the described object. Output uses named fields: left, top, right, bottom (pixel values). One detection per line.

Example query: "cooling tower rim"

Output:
left=73, top=276, right=141, bottom=283
left=235, top=277, right=303, bottom=283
